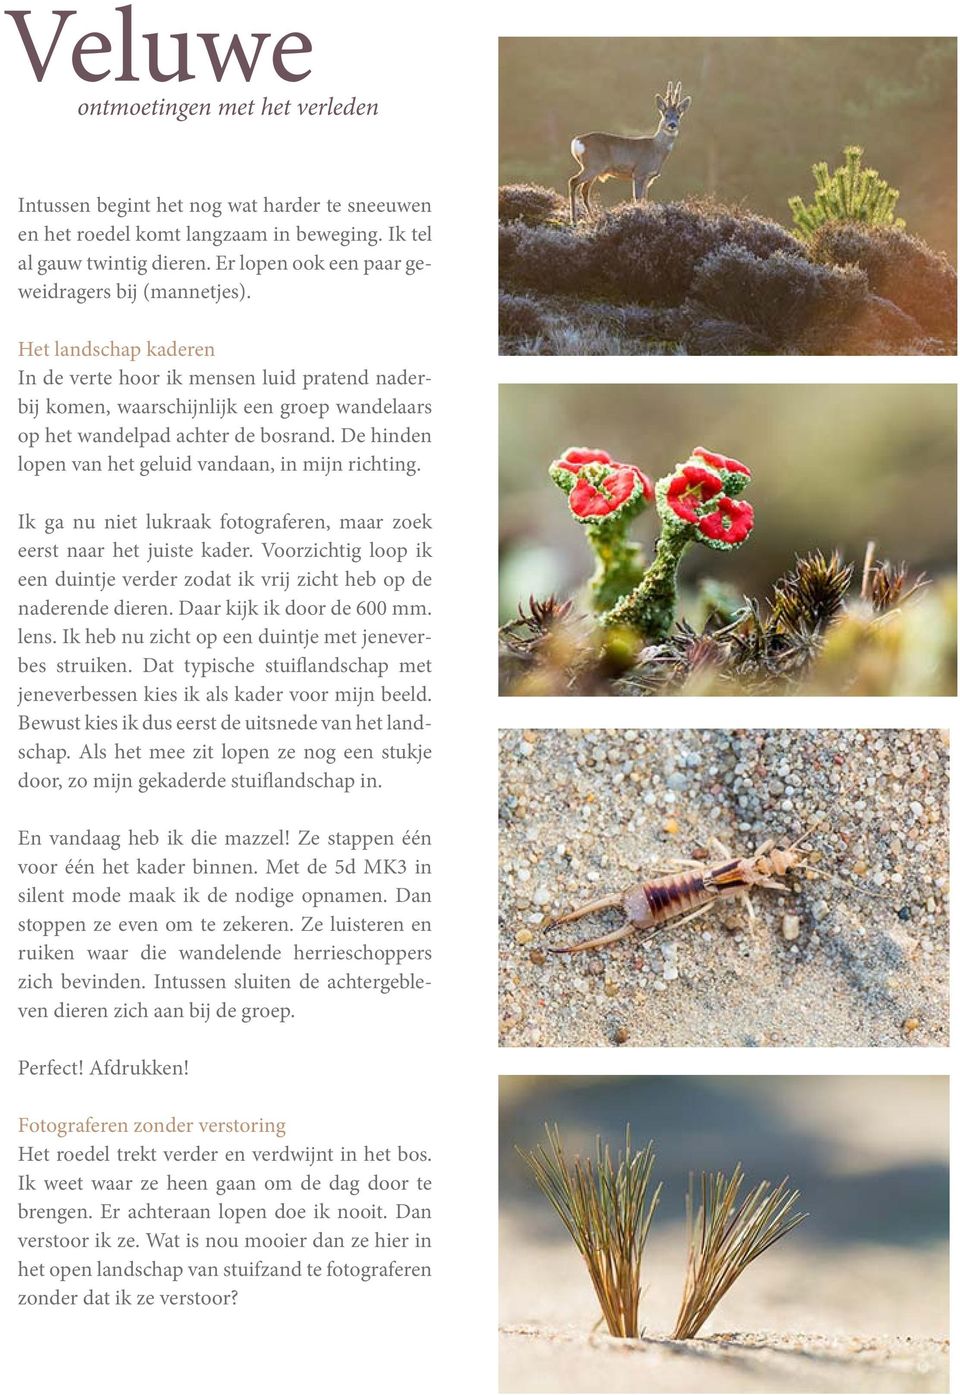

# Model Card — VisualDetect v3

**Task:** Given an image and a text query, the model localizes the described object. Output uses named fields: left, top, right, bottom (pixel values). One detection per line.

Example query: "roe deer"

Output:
left=569, top=80, right=692, bottom=224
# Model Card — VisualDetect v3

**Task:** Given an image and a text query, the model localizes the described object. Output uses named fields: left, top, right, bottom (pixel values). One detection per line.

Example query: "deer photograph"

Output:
left=499, top=37, right=956, bottom=356
left=569, top=80, right=691, bottom=223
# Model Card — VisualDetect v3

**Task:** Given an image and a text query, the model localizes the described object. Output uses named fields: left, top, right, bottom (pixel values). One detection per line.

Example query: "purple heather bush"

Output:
left=498, top=184, right=957, bottom=355
left=688, top=247, right=870, bottom=352
left=808, top=222, right=957, bottom=345
left=499, top=182, right=568, bottom=227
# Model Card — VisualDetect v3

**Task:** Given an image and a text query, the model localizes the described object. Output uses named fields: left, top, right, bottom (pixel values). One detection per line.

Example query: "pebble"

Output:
left=515, top=928, right=533, bottom=945
left=782, top=914, right=800, bottom=941
left=888, top=927, right=917, bottom=955
left=662, top=966, right=678, bottom=982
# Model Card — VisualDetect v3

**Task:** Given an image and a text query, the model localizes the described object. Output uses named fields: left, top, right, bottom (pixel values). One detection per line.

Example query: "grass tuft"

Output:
left=673, top=1166, right=807, bottom=1340
left=771, top=550, right=855, bottom=632
left=518, top=1125, right=661, bottom=1338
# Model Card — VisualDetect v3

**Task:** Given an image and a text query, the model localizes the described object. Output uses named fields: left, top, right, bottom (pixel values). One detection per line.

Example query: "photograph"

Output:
left=498, top=728, right=949, bottom=1048
left=499, top=383, right=957, bottom=697
left=499, top=37, right=957, bottom=356
left=500, top=1075, right=949, bottom=1393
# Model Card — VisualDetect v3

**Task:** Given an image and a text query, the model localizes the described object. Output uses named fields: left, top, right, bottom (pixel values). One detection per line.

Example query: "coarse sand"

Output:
left=499, top=1325, right=948, bottom=1394
left=499, top=1210, right=948, bottom=1393
left=498, top=729, right=948, bottom=1047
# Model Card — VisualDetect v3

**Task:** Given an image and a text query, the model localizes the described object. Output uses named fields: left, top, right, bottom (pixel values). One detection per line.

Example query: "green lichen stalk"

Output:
left=604, top=524, right=690, bottom=637
left=585, top=519, right=646, bottom=612
left=602, top=449, right=755, bottom=639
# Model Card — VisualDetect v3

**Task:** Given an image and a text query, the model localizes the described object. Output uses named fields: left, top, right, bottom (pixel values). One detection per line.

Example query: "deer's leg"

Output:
left=568, top=172, right=582, bottom=225
left=581, top=178, right=594, bottom=218
left=632, top=174, right=646, bottom=203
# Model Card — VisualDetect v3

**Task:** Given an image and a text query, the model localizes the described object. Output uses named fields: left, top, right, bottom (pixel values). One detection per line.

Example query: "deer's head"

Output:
left=656, top=80, right=691, bottom=137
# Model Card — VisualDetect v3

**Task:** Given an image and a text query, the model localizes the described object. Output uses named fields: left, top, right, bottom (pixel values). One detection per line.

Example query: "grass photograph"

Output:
left=498, top=728, right=948, bottom=1049
left=500, top=1076, right=948, bottom=1393
left=498, top=383, right=957, bottom=697
left=499, top=37, right=957, bottom=355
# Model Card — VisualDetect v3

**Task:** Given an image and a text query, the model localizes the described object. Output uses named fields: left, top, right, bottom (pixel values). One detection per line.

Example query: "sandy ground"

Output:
left=499, top=1326, right=948, bottom=1394
left=499, top=1218, right=949, bottom=1393
left=498, top=729, right=949, bottom=1047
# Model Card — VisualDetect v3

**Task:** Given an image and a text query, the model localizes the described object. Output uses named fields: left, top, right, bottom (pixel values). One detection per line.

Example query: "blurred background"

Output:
left=499, top=383, right=957, bottom=621
left=500, top=1075, right=948, bottom=1342
left=500, top=38, right=957, bottom=254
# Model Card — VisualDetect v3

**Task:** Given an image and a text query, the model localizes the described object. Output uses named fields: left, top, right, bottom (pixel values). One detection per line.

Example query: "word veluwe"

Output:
left=5, top=6, right=316, bottom=83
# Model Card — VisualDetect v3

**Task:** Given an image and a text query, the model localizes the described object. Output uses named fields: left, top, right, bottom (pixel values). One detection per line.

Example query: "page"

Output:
left=5, top=3, right=490, bottom=1389
left=4, top=6, right=954, bottom=1395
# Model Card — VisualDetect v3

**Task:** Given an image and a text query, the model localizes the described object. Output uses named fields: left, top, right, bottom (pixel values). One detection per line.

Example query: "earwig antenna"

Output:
left=784, top=818, right=886, bottom=900
left=790, top=862, right=886, bottom=899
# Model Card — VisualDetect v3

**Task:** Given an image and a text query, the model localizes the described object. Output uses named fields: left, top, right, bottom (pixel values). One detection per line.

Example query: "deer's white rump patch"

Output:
left=571, top=137, right=585, bottom=161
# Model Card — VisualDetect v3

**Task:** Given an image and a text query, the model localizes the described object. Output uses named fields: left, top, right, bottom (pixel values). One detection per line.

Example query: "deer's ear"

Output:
left=678, top=96, right=691, bottom=113
left=656, top=95, right=666, bottom=114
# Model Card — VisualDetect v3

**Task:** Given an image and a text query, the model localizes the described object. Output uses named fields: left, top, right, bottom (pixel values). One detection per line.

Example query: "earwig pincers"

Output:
left=543, top=833, right=819, bottom=954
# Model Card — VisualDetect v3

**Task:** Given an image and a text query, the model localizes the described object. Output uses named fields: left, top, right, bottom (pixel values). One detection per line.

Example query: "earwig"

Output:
left=543, top=829, right=842, bottom=954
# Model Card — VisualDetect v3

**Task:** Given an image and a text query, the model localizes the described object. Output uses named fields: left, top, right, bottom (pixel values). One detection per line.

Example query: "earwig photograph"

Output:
left=500, top=1076, right=949, bottom=1393
left=499, top=37, right=957, bottom=355
left=498, top=728, right=949, bottom=1049
left=498, top=383, right=957, bottom=698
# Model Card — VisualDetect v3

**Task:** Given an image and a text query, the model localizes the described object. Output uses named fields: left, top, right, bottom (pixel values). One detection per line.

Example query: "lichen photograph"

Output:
left=498, top=383, right=956, bottom=697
